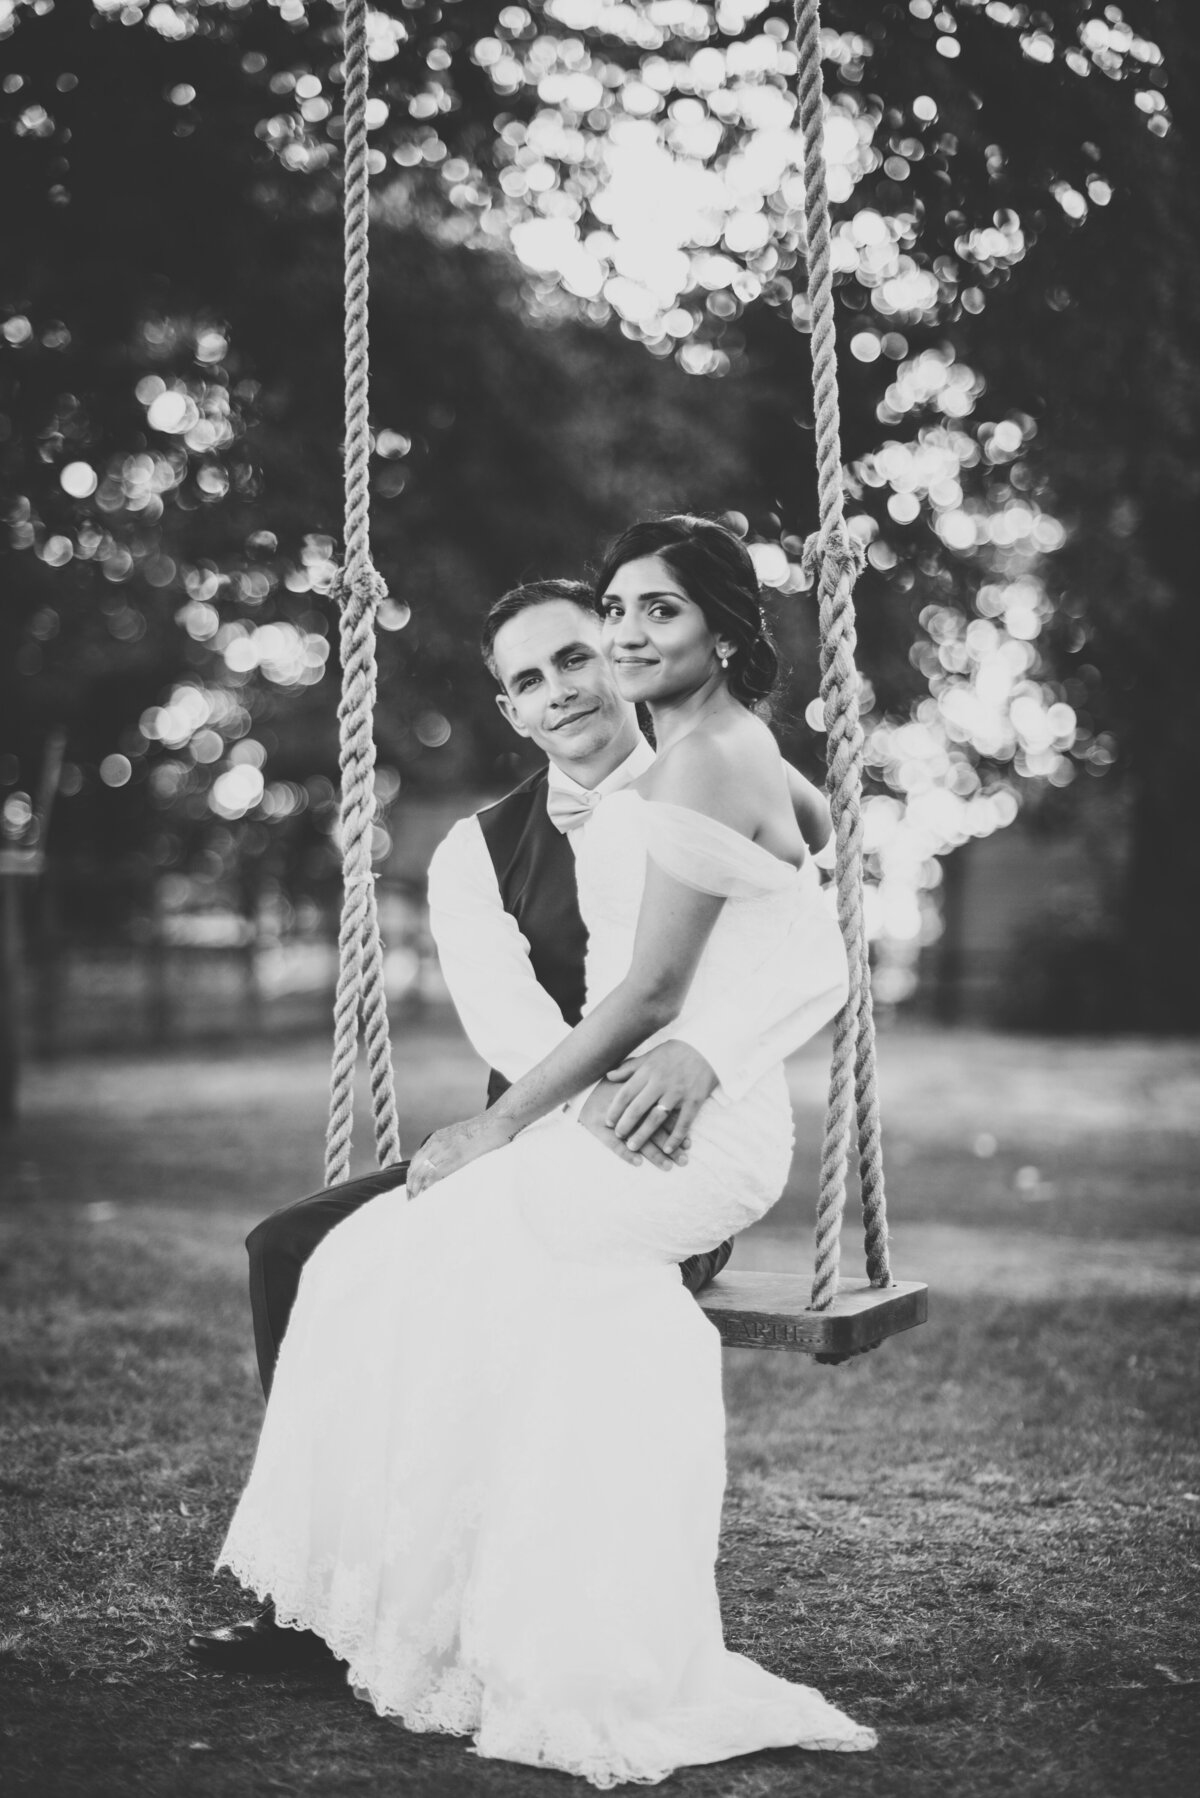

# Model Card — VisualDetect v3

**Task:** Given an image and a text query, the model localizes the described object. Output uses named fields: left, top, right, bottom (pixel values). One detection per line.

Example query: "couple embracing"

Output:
left=193, top=515, right=877, bottom=1785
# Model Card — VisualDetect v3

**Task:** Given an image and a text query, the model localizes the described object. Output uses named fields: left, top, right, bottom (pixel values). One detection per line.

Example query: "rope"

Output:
left=793, top=0, right=892, bottom=1308
left=324, top=0, right=401, bottom=1186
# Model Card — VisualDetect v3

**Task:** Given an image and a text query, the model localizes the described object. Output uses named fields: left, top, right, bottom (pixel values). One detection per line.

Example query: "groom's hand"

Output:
left=577, top=1081, right=688, bottom=1173
left=604, top=1042, right=718, bottom=1157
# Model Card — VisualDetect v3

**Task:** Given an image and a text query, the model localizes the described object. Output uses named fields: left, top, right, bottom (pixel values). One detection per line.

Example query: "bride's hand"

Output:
left=577, top=1080, right=689, bottom=1172
left=407, top=1113, right=512, bottom=1198
left=605, top=1040, right=718, bottom=1155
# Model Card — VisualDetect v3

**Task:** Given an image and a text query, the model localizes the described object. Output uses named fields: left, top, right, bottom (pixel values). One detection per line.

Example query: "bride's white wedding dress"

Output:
left=218, top=792, right=876, bottom=1785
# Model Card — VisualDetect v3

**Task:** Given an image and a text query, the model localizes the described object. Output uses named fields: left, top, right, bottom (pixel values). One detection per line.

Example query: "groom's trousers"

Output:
left=248, top=1167, right=733, bottom=1399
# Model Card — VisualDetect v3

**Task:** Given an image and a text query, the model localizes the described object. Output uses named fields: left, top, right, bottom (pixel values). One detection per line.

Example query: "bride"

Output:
left=217, top=514, right=877, bottom=1785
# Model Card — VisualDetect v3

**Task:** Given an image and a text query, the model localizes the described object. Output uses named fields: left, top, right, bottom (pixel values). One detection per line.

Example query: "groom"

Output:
left=189, top=577, right=831, bottom=1670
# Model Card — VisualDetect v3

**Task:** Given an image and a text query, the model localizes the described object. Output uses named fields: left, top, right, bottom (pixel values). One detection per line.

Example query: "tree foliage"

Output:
left=1, top=0, right=1195, bottom=1022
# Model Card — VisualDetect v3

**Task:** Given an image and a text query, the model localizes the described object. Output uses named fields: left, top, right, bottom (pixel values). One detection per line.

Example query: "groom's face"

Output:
left=491, top=600, right=637, bottom=774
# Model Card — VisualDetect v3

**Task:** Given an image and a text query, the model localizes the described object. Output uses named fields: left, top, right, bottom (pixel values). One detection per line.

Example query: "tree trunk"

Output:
left=0, top=875, right=23, bottom=1125
left=1115, top=3, right=1200, bottom=1028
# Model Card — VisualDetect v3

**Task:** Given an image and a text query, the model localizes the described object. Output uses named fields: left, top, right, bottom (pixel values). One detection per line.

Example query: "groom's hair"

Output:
left=481, top=579, right=601, bottom=686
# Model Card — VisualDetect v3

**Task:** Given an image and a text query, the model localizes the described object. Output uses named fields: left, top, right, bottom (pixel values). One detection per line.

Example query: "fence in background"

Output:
left=23, top=902, right=443, bottom=1058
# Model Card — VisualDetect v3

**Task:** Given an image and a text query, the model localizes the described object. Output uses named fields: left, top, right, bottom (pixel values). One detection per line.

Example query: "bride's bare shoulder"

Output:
left=642, top=716, right=783, bottom=830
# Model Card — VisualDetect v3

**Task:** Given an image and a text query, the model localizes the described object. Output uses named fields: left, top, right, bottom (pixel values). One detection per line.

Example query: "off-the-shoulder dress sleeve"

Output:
left=634, top=797, right=846, bottom=1105
left=640, top=800, right=804, bottom=900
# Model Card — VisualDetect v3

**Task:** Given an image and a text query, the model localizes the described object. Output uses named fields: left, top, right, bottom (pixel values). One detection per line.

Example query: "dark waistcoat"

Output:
left=476, top=767, right=588, bottom=1105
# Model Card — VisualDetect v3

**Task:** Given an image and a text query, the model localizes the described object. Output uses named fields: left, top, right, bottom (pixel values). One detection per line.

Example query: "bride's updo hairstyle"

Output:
left=594, top=514, right=779, bottom=709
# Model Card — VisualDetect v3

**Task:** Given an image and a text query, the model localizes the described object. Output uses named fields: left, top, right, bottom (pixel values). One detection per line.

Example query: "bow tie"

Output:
left=546, top=784, right=603, bottom=834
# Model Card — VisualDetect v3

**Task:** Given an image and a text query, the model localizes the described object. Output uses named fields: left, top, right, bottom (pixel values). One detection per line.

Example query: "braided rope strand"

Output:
left=327, top=564, right=400, bottom=1183
left=324, top=0, right=400, bottom=1185
left=362, top=873, right=402, bottom=1169
left=793, top=0, right=891, bottom=1306
left=811, top=538, right=868, bottom=1309
left=341, top=0, right=373, bottom=587
left=326, top=575, right=372, bottom=1185
left=855, top=974, right=889, bottom=1284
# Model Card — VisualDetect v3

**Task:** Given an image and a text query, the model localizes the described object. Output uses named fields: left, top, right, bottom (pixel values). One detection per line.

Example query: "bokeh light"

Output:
left=210, top=763, right=265, bottom=821
left=99, top=755, right=133, bottom=788
left=60, top=461, right=98, bottom=498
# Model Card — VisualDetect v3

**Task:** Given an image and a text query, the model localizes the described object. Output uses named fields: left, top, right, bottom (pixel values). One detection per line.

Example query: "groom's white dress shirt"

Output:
left=426, top=739, right=840, bottom=1102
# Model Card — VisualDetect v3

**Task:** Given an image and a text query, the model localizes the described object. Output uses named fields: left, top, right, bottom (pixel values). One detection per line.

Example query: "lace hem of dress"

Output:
left=218, top=1550, right=877, bottom=1791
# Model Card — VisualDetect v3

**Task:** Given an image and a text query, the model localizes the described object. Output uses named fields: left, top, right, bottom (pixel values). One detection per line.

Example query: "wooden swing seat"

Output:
left=699, top=1271, right=928, bottom=1356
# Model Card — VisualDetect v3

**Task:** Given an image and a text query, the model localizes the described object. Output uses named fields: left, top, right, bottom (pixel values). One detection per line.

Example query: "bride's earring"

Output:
left=718, top=649, right=730, bottom=669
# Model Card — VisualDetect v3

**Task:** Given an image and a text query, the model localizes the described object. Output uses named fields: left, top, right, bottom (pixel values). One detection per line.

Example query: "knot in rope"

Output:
left=331, top=560, right=389, bottom=618
left=801, top=523, right=867, bottom=592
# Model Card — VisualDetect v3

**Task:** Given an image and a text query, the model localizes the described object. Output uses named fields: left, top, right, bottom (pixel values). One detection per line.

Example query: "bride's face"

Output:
left=600, top=554, right=732, bottom=705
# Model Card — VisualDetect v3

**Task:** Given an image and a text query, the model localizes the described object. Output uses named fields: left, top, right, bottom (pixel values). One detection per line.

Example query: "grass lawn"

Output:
left=1, top=1021, right=1197, bottom=1797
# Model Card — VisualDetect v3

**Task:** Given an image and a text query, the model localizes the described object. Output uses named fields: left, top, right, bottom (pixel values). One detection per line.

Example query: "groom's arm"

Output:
left=427, top=816, right=573, bottom=1083
left=429, top=816, right=693, bottom=1174
left=783, top=760, right=833, bottom=856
